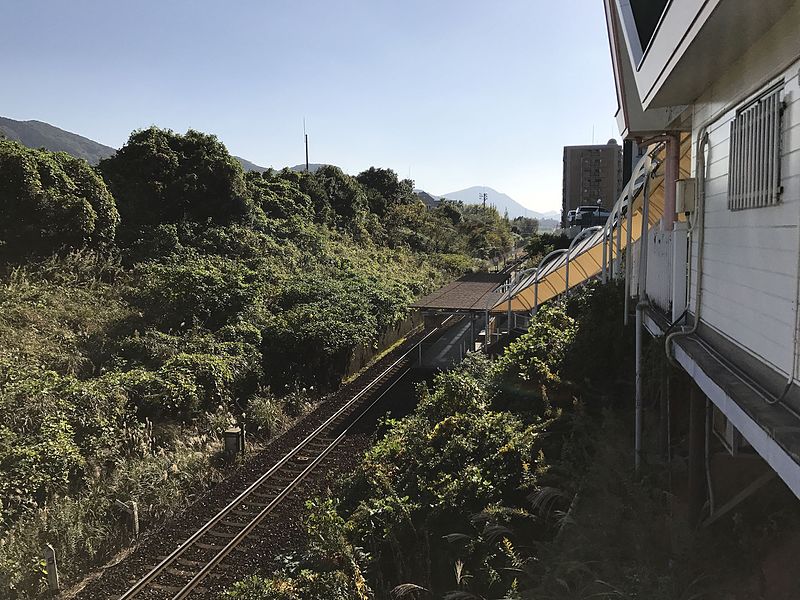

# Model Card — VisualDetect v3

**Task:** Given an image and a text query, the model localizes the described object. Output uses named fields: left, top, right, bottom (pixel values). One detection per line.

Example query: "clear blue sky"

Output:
left=1, top=1, right=618, bottom=213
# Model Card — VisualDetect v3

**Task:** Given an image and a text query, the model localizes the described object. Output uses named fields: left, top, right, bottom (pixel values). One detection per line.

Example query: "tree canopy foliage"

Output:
left=0, top=140, right=118, bottom=259
left=99, top=127, right=252, bottom=242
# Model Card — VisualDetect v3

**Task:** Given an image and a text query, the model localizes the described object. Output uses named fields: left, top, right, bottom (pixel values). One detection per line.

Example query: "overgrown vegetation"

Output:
left=229, top=281, right=796, bottom=599
left=524, top=230, right=570, bottom=266
left=0, top=129, right=514, bottom=597
left=225, top=283, right=636, bottom=599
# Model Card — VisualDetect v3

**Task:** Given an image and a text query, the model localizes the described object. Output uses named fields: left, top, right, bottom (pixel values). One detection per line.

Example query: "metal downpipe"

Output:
left=705, top=398, right=716, bottom=517
left=666, top=129, right=709, bottom=366
left=506, top=275, right=513, bottom=336
left=615, top=208, right=623, bottom=279
left=664, top=133, right=680, bottom=231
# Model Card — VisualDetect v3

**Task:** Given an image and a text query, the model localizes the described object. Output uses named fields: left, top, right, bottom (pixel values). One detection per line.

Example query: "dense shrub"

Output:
left=0, top=140, right=118, bottom=259
left=129, top=251, right=260, bottom=330
left=0, top=432, right=224, bottom=596
left=248, top=174, right=315, bottom=222
left=225, top=498, right=371, bottom=600
left=0, top=371, right=136, bottom=526
left=563, top=280, right=633, bottom=386
left=314, top=165, right=367, bottom=230
left=355, top=167, right=416, bottom=218
left=99, top=127, right=252, bottom=242
left=229, top=285, right=625, bottom=599
left=493, top=300, right=577, bottom=389
left=0, top=259, right=132, bottom=378
left=338, top=359, right=546, bottom=592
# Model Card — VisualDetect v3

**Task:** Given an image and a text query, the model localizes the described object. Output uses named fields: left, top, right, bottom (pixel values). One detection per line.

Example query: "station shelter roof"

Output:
left=412, top=271, right=506, bottom=312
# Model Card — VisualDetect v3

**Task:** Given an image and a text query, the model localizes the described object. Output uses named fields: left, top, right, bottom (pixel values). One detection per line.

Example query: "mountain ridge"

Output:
left=0, top=117, right=116, bottom=164
left=437, top=185, right=558, bottom=220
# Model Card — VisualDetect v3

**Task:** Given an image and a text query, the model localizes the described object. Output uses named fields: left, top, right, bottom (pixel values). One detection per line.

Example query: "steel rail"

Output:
left=172, top=368, right=411, bottom=599
left=117, top=326, right=441, bottom=600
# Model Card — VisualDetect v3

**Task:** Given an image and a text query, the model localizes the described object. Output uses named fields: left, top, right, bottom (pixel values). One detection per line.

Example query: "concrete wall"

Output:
left=689, top=4, right=800, bottom=377
left=346, top=311, right=423, bottom=377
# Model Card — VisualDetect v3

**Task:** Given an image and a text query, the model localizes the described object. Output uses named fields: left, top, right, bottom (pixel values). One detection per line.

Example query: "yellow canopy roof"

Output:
left=493, top=135, right=691, bottom=313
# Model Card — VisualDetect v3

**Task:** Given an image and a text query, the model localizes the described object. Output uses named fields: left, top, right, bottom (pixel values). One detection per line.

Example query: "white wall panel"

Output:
left=689, top=35, right=800, bottom=378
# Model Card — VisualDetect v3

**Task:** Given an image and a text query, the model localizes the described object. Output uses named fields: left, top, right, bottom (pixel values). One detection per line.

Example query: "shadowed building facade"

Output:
left=561, top=139, right=623, bottom=226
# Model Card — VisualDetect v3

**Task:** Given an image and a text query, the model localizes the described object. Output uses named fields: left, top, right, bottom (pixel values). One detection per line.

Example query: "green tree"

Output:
left=247, top=173, right=314, bottom=222
left=99, top=127, right=252, bottom=244
left=313, top=166, right=367, bottom=230
left=355, top=167, right=415, bottom=218
left=460, top=205, right=513, bottom=259
left=525, top=230, right=569, bottom=261
left=0, top=140, right=119, bottom=259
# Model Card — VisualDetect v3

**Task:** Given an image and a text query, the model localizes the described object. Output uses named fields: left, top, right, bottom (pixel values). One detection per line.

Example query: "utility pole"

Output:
left=303, top=118, right=309, bottom=172
left=480, top=191, right=488, bottom=208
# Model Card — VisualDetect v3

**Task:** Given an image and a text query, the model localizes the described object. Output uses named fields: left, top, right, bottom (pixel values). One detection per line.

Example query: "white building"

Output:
left=605, top=0, right=800, bottom=521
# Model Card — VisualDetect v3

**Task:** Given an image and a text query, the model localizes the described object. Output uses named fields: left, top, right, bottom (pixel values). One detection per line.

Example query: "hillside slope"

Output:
left=234, top=156, right=268, bottom=172
left=439, top=185, right=556, bottom=220
left=0, top=117, right=116, bottom=164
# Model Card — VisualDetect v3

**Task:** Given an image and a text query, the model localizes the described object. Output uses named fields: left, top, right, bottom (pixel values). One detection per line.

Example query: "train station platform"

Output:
left=419, top=316, right=478, bottom=369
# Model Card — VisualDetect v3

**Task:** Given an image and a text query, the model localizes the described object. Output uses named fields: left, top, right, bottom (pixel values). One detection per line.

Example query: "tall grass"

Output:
left=0, top=432, right=225, bottom=598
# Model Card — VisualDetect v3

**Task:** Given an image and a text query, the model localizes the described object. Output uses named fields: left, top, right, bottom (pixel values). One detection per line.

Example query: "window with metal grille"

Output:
left=728, top=84, right=784, bottom=211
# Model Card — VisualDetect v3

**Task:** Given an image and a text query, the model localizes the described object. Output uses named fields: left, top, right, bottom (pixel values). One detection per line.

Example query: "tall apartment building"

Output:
left=561, top=139, right=623, bottom=226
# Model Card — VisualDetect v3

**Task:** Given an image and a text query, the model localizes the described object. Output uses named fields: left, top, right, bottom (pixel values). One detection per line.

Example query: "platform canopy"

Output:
left=493, top=135, right=691, bottom=314
left=412, top=272, right=506, bottom=312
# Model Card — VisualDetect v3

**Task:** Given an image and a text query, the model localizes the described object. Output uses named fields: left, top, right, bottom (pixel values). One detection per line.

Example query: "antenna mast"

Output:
left=303, top=118, right=309, bottom=172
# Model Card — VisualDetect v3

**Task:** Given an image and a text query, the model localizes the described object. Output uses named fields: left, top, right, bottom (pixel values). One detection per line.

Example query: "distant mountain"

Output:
left=414, top=189, right=440, bottom=209
left=437, top=186, right=557, bottom=220
left=234, top=156, right=268, bottom=173
left=289, top=163, right=327, bottom=173
left=0, top=117, right=116, bottom=164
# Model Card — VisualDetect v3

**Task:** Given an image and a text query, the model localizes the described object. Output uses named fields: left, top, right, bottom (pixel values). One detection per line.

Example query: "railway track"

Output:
left=113, top=324, right=447, bottom=599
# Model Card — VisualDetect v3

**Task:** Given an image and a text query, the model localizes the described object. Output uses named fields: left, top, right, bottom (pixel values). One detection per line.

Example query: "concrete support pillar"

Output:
left=688, top=382, right=707, bottom=526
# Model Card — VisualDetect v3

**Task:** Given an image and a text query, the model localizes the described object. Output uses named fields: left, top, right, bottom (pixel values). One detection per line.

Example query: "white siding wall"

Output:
left=646, top=228, right=673, bottom=313
left=689, top=7, right=800, bottom=377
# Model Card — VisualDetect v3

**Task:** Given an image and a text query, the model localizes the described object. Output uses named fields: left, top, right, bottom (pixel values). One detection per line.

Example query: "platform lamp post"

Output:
left=565, top=226, right=602, bottom=297
left=532, top=249, right=569, bottom=315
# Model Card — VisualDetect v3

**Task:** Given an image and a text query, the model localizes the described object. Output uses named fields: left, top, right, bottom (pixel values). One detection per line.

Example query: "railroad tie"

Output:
left=157, top=556, right=230, bottom=570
